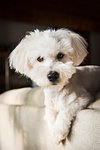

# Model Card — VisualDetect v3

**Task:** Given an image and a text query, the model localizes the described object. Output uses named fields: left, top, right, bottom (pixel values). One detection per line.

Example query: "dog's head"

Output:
left=9, top=29, right=88, bottom=87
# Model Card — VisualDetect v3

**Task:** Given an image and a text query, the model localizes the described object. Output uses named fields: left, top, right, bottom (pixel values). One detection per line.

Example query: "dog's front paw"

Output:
left=53, top=129, right=68, bottom=145
left=54, top=133, right=66, bottom=145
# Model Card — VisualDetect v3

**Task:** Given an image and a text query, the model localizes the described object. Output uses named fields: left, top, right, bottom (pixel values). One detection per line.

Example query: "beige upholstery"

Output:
left=0, top=87, right=100, bottom=150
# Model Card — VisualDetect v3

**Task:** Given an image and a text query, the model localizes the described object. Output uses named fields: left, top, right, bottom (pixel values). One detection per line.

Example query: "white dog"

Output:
left=9, top=29, right=100, bottom=144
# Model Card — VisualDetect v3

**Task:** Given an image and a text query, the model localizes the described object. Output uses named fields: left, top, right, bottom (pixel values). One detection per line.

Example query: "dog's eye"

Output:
left=57, top=52, right=64, bottom=60
left=37, top=56, right=44, bottom=62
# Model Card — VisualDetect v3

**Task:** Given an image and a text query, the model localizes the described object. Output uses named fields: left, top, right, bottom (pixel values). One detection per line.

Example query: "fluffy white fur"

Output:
left=9, top=29, right=100, bottom=144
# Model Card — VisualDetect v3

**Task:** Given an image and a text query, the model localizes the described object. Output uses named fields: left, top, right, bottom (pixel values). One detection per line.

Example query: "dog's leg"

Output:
left=45, top=107, right=58, bottom=130
left=52, top=91, right=92, bottom=144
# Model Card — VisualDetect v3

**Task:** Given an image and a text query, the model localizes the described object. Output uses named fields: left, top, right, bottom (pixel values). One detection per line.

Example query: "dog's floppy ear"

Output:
left=54, top=29, right=88, bottom=66
left=9, top=35, right=31, bottom=75
left=69, top=31, right=88, bottom=66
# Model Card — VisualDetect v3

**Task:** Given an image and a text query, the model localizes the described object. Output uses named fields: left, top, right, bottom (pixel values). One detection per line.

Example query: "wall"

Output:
left=90, top=32, right=100, bottom=65
left=0, top=19, right=47, bottom=44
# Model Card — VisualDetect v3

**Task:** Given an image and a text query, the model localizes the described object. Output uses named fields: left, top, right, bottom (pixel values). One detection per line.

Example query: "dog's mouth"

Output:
left=51, top=80, right=59, bottom=85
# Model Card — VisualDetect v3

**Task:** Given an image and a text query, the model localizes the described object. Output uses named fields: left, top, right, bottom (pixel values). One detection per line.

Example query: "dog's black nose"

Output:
left=47, top=71, right=59, bottom=83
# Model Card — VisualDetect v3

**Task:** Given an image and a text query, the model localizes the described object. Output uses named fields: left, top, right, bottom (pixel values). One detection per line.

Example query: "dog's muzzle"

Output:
left=47, top=71, right=59, bottom=83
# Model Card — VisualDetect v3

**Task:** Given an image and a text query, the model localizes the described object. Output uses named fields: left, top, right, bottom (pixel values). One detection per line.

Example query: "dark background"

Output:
left=0, top=0, right=100, bottom=93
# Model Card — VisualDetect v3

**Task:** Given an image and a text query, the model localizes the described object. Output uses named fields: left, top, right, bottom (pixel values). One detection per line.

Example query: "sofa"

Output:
left=0, top=87, right=100, bottom=150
